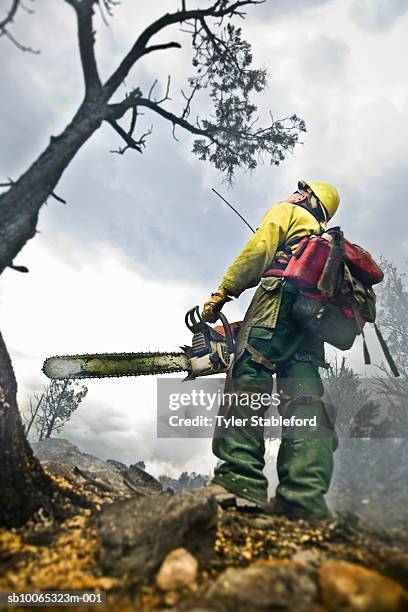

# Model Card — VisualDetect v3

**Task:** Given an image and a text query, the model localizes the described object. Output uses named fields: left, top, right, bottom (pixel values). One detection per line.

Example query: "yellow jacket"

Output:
left=221, top=201, right=322, bottom=298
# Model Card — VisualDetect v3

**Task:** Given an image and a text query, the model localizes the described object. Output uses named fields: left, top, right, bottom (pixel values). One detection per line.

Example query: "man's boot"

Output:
left=203, top=482, right=264, bottom=512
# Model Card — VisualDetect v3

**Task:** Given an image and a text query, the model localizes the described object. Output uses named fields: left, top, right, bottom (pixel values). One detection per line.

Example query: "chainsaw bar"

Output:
left=42, top=351, right=189, bottom=380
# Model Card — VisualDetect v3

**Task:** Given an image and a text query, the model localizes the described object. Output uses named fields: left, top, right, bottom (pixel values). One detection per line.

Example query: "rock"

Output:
left=204, top=560, right=317, bottom=611
left=106, top=459, right=128, bottom=472
left=40, top=460, right=78, bottom=483
left=98, top=489, right=217, bottom=578
left=32, top=438, right=129, bottom=493
left=156, top=547, right=198, bottom=591
left=159, top=472, right=209, bottom=493
left=32, top=438, right=163, bottom=496
left=32, top=438, right=104, bottom=470
left=122, top=463, right=162, bottom=495
left=319, top=559, right=408, bottom=612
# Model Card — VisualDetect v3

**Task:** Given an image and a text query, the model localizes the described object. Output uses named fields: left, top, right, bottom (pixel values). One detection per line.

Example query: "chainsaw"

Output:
left=43, top=307, right=238, bottom=381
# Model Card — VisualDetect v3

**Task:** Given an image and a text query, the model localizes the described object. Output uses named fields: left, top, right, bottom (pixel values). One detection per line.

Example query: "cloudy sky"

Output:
left=0, top=0, right=407, bottom=477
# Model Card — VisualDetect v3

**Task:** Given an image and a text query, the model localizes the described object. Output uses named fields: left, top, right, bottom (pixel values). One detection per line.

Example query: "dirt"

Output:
left=1, top=445, right=407, bottom=611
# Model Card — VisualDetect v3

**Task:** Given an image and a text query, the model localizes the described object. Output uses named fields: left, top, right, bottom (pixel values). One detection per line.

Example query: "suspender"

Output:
left=262, top=236, right=311, bottom=278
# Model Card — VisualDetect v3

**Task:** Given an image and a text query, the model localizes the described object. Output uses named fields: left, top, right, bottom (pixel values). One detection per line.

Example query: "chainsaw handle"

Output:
left=185, top=306, right=235, bottom=354
left=185, top=306, right=206, bottom=333
left=218, top=311, right=235, bottom=355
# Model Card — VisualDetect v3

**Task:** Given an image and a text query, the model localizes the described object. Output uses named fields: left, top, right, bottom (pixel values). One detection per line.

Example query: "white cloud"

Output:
left=350, top=0, right=408, bottom=31
left=0, top=230, right=217, bottom=472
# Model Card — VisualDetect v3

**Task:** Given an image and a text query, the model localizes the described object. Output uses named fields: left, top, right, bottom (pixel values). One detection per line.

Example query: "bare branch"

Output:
left=145, top=41, right=181, bottom=54
left=24, top=392, right=44, bottom=437
left=108, top=96, right=211, bottom=138
left=148, top=79, right=158, bottom=100
left=0, top=0, right=39, bottom=53
left=96, top=1, right=109, bottom=28
left=128, top=105, right=137, bottom=137
left=147, top=76, right=172, bottom=105
left=49, top=191, right=67, bottom=205
left=172, top=122, right=180, bottom=142
left=181, top=82, right=200, bottom=120
left=156, top=75, right=172, bottom=104
left=8, top=263, right=28, bottom=273
left=107, top=118, right=152, bottom=155
left=100, top=0, right=118, bottom=18
left=19, top=2, right=35, bottom=16
left=64, top=0, right=102, bottom=96
left=96, top=0, right=120, bottom=26
left=0, top=0, right=20, bottom=30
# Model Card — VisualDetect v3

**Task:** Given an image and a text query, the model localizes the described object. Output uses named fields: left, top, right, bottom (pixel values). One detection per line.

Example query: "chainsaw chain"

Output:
left=42, top=351, right=186, bottom=379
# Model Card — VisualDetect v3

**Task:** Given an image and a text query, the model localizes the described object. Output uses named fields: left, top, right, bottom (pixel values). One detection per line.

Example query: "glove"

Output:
left=201, top=287, right=231, bottom=323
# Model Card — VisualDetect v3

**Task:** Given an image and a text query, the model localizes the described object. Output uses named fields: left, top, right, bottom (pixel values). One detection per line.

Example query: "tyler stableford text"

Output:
left=168, top=415, right=318, bottom=428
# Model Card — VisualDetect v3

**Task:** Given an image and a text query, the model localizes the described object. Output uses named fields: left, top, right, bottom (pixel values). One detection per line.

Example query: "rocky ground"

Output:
left=0, top=439, right=407, bottom=611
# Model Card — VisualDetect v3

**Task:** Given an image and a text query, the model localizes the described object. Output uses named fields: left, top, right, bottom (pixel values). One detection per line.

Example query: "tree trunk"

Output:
left=0, top=98, right=104, bottom=274
left=0, top=331, right=54, bottom=527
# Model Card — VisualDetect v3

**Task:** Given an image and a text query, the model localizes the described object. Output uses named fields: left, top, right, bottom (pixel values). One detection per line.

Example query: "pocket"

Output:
left=260, top=277, right=283, bottom=292
left=247, top=326, right=275, bottom=365
left=249, top=327, right=274, bottom=341
left=245, top=278, right=284, bottom=329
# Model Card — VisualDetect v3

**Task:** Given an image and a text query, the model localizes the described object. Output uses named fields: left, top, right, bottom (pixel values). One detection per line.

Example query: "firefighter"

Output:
left=201, top=181, right=340, bottom=520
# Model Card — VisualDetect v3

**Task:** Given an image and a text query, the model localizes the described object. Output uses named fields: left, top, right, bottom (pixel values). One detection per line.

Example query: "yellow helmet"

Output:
left=298, top=180, right=340, bottom=222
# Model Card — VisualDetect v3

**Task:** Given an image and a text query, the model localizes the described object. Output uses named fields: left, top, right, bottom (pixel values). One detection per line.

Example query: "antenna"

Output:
left=212, top=188, right=255, bottom=234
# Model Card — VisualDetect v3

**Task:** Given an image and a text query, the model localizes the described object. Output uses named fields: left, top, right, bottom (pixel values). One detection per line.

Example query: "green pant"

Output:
left=212, top=287, right=336, bottom=520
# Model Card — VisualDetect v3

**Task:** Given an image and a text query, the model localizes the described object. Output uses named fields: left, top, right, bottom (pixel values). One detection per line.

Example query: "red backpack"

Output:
left=264, top=227, right=398, bottom=376
left=283, top=231, right=383, bottom=290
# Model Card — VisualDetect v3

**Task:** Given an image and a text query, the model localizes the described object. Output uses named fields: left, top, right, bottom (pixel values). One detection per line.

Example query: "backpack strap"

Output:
left=373, top=323, right=400, bottom=377
left=350, top=300, right=371, bottom=365
left=262, top=236, right=303, bottom=278
left=350, top=299, right=400, bottom=376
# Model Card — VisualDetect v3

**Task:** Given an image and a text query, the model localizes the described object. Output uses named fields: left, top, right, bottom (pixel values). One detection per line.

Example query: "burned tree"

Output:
left=0, top=333, right=56, bottom=527
left=24, top=381, right=88, bottom=441
left=0, top=0, right=305, bottom=526
left=24, top=391, right=44, bottom=438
